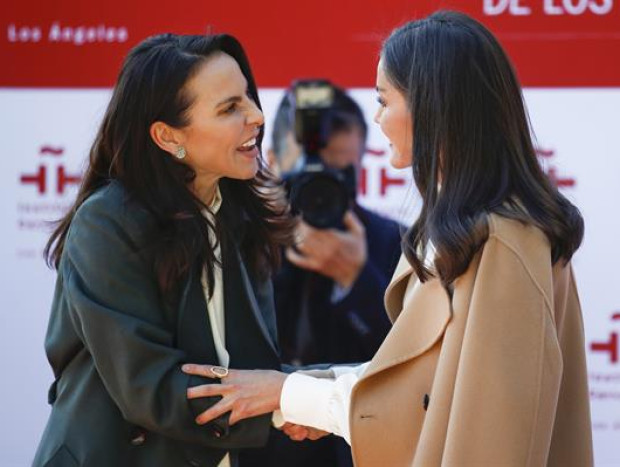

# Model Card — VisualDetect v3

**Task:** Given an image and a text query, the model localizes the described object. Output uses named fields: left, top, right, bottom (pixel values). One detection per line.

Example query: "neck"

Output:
left=192, top=175, right=219, bottom=206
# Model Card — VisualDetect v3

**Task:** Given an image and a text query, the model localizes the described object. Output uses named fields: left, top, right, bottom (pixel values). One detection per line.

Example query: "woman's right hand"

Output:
left=183, top=364, right=287, bottom=426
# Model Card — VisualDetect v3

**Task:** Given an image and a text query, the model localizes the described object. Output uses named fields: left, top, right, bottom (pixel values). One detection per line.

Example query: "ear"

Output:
left=150, top=121, right=184, bottom=157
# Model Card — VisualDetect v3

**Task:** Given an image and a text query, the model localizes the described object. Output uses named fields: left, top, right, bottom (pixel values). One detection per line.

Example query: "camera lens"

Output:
left=292, top=172, right=348, bottom=229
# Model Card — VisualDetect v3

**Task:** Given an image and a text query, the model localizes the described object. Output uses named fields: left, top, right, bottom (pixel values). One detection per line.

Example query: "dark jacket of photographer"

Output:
left=274, top=204, right=401, bottom=365
left=33, top=181, right=280, bottom=467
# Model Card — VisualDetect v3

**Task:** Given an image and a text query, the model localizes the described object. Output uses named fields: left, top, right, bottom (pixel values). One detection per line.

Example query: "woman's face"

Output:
left=177, top=53, right=264, bottom=189
left=374, top=59, right=413, bottom=169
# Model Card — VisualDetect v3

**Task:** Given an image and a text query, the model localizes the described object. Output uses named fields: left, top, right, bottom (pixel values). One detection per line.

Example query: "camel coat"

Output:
left=349, top=215, right=593, bottom=467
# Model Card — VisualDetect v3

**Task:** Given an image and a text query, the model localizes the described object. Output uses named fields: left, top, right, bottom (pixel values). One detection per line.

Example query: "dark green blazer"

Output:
left=33, top=181, right=281, bottom=467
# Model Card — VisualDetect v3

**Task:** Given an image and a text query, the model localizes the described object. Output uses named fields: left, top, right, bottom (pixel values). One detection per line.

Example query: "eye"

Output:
left=376, top=96, right=386, bottom=107
left=223, top=103, right=238, bottom=114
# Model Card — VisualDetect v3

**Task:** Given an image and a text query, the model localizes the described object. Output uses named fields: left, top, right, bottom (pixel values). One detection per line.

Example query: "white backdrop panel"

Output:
left=0, top=88, right=618, bottom=465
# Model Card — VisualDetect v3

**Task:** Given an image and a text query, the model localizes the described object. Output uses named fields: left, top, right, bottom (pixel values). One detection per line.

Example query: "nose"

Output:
left=373, top=107, right=381, bottom=125
left=247, top=99, right=265, bottom=128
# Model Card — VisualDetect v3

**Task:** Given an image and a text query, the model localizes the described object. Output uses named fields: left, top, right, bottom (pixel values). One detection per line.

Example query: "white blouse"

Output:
left=199, top=187, right=230, bottom=467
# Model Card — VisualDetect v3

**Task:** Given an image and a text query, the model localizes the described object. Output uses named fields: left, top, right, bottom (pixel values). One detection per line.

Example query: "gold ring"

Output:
left=210, top=366, right=229, bottom=378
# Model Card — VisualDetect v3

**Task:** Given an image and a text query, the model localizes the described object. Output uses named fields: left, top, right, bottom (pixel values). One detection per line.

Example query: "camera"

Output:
left=284, top=80, right=357, bottom=229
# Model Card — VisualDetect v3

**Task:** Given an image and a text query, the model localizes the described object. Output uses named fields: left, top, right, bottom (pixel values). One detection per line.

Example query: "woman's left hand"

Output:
left=280, top=422, right=329, bottom=442
left=182, top=364, right=287, bottom=426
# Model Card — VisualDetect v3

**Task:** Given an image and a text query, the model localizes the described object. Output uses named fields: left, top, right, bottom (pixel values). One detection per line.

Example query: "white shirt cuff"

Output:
left=280, top=367, right=369, bottom=444
left=280, top=373, right=335, bottom=434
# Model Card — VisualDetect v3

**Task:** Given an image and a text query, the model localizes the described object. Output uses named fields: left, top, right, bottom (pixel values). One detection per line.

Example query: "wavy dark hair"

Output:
left=45, top=33, right=294, bottom=296
left=381, top=11, right=584, bottom=287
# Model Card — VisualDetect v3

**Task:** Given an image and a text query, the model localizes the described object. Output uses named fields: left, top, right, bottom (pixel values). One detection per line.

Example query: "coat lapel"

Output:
left=176, top=263, right=219, bottom=362
left=216, top=191, right=279, bottom=366
left=362, top=255, right=452, bottom=381
left=384, top=254, right=415, bottom=323
left=223, top=241, right=279, bottom=361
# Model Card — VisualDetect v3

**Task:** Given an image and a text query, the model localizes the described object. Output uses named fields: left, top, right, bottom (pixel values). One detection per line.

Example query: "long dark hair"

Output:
left=45, top=33, right=294, bottom=296
left=381, top=11, right=583, bottom=287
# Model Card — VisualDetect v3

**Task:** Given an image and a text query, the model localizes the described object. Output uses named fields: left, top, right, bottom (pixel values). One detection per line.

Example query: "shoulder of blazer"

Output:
left=71, top=180, right=156, bottom=248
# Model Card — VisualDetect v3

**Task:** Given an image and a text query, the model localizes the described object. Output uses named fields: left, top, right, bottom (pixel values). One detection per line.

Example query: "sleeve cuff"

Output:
left=280, top=372, right=335, bottom=433
left=331, top=282, right=354, bottom=303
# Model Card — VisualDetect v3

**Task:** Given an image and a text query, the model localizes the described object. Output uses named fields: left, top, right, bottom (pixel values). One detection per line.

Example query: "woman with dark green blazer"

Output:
left=33, top=33, right=293, bottom=467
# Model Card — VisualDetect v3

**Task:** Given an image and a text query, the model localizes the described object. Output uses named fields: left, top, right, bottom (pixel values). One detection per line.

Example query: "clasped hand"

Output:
left=182, top=364, right=328, bottom=442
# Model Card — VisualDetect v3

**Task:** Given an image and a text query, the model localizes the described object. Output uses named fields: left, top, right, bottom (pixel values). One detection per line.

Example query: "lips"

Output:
left=237, top=137, right=257, bottom=152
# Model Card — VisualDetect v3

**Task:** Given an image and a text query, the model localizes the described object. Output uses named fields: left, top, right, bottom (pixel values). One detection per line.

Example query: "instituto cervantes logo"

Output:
left=589, top=312, right=620, bottom=433
left=20, top=145, right=81, bottom=195
left=358, top=145, right=576, bottom=197
left=536, top=147, right=576, bottom=188
left=591, top=312, right=620, bottom=364
left=17, top=145, right=82, bottom=251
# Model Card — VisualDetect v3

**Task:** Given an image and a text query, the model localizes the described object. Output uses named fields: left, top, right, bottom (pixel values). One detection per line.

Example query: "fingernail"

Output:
left=182, top=364, right=190, bottom=372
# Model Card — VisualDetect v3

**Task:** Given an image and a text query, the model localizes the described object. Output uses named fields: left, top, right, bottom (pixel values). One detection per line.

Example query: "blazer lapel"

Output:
left=220, top=232, right=279, bottom=369
left=229, top=248, right=278, bottom=354
left=176, top=264, right=220, bottom=362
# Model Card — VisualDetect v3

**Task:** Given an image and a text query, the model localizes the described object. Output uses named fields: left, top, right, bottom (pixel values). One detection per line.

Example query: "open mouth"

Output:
left=237, top=137, right=257, bottom=152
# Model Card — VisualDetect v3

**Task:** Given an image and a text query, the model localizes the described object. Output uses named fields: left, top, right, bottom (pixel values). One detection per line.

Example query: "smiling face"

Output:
left=374, top=58, right=413, bottom=169
left=177, top=52, right=264, bottom=196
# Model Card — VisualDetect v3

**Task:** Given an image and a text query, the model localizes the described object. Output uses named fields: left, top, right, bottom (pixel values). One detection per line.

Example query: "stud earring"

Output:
left=175, top=146, right=186, bottom=160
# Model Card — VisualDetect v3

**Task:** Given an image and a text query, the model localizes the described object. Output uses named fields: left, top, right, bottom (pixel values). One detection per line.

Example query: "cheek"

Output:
left=388, top=112, right=414, bottom=168
left=381, top=111, right=400, bottom=147
left=194, top=117, right=242, bottom=146
left=379, top=112, right=392, bottom=140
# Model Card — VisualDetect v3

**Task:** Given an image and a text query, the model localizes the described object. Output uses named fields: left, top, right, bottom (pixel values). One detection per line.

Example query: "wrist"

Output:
left=271, top=370, right=287, bottom=411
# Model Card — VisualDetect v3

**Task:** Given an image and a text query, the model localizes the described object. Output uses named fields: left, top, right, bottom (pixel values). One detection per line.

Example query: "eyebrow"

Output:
left=215, top=95, right=242, bottom=108
left=376, top=86, right=386, bottom=93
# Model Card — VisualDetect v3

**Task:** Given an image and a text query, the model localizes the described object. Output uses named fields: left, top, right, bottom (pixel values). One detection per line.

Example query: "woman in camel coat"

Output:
left=181, top=11, right=593, bottom=466
left=346, top=213, right=592, bottom=466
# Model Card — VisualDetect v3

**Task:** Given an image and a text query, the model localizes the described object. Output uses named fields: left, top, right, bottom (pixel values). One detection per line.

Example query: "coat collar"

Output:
left=223, top=243, right=279, bottom=358
left=361, top=254, right=452, bottom=381
left=384, top=254, right=415, bottom=323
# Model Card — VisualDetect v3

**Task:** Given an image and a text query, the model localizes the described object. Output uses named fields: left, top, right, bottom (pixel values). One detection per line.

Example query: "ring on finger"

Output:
left=210, top=365, right=229, bottom=378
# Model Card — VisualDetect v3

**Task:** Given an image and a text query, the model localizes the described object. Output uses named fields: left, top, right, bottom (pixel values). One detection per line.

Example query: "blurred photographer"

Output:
left=245, top=83, right=401, bottom=467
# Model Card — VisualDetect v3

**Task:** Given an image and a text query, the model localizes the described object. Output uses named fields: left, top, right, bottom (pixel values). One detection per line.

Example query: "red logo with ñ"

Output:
left=20, top=146, right=82, bottom=195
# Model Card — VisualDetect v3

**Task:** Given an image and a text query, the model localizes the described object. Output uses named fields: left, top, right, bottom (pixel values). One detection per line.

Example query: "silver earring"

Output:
left=175, top=146, right=186, bottom=159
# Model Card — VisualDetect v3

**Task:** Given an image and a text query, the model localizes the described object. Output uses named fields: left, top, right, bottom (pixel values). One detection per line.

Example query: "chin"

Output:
left=389, top=152, right=411, bottom=170
left=226, top=156, right=258, bottom=181
left=238, top=163, right=260, bottom=180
